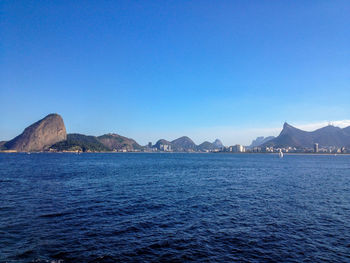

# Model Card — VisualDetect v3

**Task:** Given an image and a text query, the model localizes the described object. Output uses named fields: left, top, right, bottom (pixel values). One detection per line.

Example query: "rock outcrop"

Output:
left=4, top=113, right=67, bottom=152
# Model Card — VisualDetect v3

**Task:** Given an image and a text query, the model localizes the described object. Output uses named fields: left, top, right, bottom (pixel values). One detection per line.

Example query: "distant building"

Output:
left=232, top=144, right=245, bottom=153
left=314, top=143, right=319, bottom=153
left=160, top=144, right=171, bottom=151
left=148, top=142, right=152, bottom=148
left=262, top=146, right=274, bottom=153
left=223, top=146, right=230, bottom=152
left=252, top=147, right=261, bottom=153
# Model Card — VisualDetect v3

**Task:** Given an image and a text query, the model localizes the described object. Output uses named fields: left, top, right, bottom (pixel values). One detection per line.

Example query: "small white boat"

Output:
left=278, top=149, right=283, bottom=158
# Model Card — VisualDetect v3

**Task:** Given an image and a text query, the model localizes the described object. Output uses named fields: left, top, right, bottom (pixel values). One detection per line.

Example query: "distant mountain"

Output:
left=198, top=141, right=213, bottom=151
left=263, top=122, right=350, bottom=148
left=98, top=133, right=142, bottom=151
left=51, top=133, right=110, bottom=152
left=198, top=141, right=216, bottom=151
left=171, top=136, right=197, bottom=152
left=153, top=137, right=224, bottom=152
left=213, top=139, right=224, bottom=148
left=249, top=136, right=275, bottom=148
left=197, top=139, right=224, bottom=151
left=0, top=141, right=7, bottom=150
left=4, top=113, right=67, bottom=152
left=343, top=126, right=350, bottom=135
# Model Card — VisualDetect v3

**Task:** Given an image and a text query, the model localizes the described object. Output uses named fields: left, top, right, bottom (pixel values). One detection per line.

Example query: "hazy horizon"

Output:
left=1, top=1, right=349, bottom=145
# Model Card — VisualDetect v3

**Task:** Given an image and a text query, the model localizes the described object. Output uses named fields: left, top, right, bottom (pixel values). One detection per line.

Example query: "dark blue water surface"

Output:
left=1, top=153, right=350, bottom=262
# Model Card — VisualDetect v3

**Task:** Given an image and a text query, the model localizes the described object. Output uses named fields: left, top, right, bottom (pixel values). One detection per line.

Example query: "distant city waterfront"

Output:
left=1, top=114, right=349, bottom=154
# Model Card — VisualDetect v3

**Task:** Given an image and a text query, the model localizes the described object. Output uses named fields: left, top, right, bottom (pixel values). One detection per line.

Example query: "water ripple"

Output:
left=1, top=153, right=350, bottom=262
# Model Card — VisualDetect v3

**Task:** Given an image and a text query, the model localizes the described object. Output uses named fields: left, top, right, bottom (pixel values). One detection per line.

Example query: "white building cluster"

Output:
left=225, top=144, right=246, bottom=153
left=159, top=144, right=172, bottom=152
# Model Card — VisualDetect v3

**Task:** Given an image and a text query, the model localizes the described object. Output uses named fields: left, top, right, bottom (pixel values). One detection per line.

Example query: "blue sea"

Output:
left=0, top=153, right=349, bottom=262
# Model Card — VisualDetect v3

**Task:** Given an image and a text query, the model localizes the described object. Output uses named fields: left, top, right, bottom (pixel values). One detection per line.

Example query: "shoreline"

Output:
left=1, top=151, right=350, bottom=156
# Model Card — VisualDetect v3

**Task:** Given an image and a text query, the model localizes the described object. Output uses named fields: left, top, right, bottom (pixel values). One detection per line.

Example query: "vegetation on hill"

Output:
left=171, top=136, right=197, bottom=151
left=97, top=133, right=142, bottom=151
left=50, top=133, right=110, bottom=152
left=197, top=141, right=217, bottom=151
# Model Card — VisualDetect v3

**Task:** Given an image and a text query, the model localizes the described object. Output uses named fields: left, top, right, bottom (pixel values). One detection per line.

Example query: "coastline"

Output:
left=1, top=151, right=350, bottom=156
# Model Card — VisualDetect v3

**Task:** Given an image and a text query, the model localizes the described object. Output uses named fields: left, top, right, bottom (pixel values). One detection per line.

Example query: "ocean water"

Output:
left=0, top=153, right=349, bottom=262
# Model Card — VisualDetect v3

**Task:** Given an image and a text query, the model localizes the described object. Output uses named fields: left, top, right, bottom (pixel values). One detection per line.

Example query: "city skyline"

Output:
left=1, top=1, right=349, bottom=145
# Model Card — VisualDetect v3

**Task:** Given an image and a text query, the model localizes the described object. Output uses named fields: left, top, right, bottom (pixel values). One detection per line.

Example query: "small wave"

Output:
left=0, top=179, right=13, bottom=183
left=16, top=249, right=35, bottom=259
left=111, top=226, right=141, bottom=235
left=38, top=212, right=70, bottom=218
left=31, top=259, right=65, bottom=263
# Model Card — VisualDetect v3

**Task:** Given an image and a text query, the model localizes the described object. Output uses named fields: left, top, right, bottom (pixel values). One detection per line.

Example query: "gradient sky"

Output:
left=1, top=1, right=349, bottom=145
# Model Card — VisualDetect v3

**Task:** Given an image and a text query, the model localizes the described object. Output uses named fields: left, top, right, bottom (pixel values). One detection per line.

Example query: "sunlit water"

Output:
left=1, top=153, right=349, bottom=262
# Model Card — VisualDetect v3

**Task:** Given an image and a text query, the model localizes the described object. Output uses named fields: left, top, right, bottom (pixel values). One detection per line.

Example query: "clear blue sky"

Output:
left=1, top=1, right=349, bottom=145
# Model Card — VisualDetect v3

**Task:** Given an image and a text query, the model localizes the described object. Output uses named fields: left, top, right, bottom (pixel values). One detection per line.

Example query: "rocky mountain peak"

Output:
left=213, top=139, right=223, bottom=148
left=4, top=113, right=67, bottom=152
